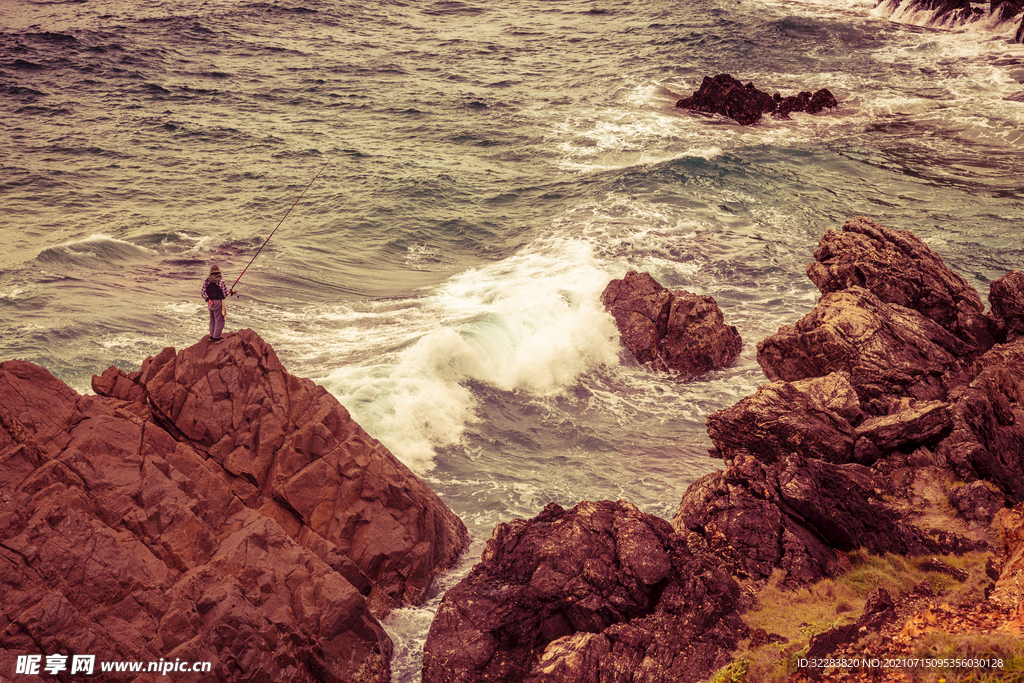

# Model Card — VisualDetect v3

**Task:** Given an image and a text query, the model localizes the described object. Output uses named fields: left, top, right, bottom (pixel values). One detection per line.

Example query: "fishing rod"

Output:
left=230, top=152, right=338, bottom=294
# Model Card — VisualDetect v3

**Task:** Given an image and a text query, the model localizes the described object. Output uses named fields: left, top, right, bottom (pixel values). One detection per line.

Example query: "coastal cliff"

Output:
left=0, top=330, right=468, bottom=682
left=422, top=218, right=1024, bottom=682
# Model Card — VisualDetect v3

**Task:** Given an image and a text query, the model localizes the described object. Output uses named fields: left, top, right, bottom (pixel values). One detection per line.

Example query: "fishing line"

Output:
left=230, top=151, right=338, bottom=293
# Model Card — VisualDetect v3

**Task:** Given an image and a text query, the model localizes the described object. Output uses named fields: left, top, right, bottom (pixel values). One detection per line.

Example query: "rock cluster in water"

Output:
left=422, top=217, right=1024, bottom=681
left=0, top=330, right=468, bottom=682
left=601, top=270, right=742, bottom=376
left=675, top=73, right=838, bottom=125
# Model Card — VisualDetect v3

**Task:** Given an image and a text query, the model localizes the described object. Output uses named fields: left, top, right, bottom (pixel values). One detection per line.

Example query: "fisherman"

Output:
left=200, top=265, right=235, bottom=341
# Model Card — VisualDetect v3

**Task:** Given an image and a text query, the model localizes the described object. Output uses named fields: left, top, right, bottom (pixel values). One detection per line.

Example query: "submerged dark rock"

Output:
left=675, top=73, right=838, bottom=125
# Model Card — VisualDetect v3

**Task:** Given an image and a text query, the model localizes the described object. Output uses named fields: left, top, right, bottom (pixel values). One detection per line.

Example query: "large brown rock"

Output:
left=707, top=373, right=862, bottom=465
left=936, top=337, right=1024, bottom=501
left=602, top=271, right=742, bottom=377
left=756, top=286, right=972, bottom=414
left=672, top=454, right=965, bottom=584
left=806, top=217, right=996, bottom=351
left=422, top=500, right=744, bottom=683
left=990, top=269, right=1024, bottom=338
left=0, top=330, right=469, bottom=682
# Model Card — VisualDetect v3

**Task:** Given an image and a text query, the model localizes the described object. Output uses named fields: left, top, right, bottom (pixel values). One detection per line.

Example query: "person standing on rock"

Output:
left=201, top=265, right=234, bottom=342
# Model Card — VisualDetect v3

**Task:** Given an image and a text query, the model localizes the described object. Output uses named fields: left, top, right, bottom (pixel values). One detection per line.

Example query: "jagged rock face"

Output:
left=707, top=373, right=862, bottom=464
left=601, top=271, right=742, bottom=377
left=677, top=218, right=1020, bottom=588
left=807, top=216, right=996, bottom=351
left=990, top=503, right=1024, bottom=608
left=756, top=286, right=972, bottom=414
left=674, top=73, right=838, bottom=125
left=1, top=330, right=469, bottom=682
left=936, top=337, right=1024, bottom=501
left=675, top=74, right=776, bottom=125
left=422, top=500, right=744, bottom=683
left=990, top=269, right=1024, bottom=338
left=672, top=454, right=965, bottom=584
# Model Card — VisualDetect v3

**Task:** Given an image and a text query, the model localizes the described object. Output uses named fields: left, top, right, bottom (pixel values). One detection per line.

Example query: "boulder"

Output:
left=806, top=216, right=995, bottom=351
left=936, top=337, right=1024, bottom=501
left=0, top=330, right=469, bottom=682
left=675, top=74, right=838, bottom=125
left=854, top=399, right=953, bottom=460
left=706, top=373, right=862, bottom=465
left=675, top=74, right=776, bottom=125
left=422, top=500, right=744, bottom=683
left=756, top=286, right=972, bottom=414
left=672, top=454, right=965, bottom=584
left=601, top=271, right=742, bottom=377
left=990, top=269, right=1024, bottom=338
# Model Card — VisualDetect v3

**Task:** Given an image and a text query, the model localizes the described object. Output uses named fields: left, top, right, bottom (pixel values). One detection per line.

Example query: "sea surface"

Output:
left=2, top=0, right=1023, bottom=678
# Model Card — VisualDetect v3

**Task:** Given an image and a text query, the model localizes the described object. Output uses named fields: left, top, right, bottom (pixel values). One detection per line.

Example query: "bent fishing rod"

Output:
left=229, top=152, right=337, bottom=295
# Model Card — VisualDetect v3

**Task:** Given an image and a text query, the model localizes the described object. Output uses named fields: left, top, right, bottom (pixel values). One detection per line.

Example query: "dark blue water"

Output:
left=3, top=0, right=1024, bottom=678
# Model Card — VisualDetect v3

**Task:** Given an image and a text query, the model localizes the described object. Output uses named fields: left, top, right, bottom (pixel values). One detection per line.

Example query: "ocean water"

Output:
left=2, top=0, right=1023, bottom=679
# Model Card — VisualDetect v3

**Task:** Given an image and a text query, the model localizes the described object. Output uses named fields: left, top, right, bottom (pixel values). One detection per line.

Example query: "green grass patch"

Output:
left=702, top=551, right=994, bottom=683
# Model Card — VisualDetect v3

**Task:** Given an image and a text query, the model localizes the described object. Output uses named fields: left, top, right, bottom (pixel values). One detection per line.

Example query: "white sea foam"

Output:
left=318, top=239, right=624, bottom=473
left=0, top=287, right=27, bottom=301
left=37, top=233, right=155, bottom=262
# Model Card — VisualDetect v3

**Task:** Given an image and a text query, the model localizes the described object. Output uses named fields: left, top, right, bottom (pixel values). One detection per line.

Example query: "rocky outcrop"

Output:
left=989, top=503, right=1024, bottom=608
left=0, top=330, right=468, bottom=682
left=678, top=217, right=1018, bottom=587
left=877, top=0, right=1024, bottom=40
left=601, top=270, right=742, bottom=377
left=672, top=453, right=969, bottom=584
left=756, top=286, right=973, bottom=414
left=990, top=269, right=1024, bottom=339
left=807, top=216, right=996, bottom=351
left=675, top=74, right=837, bottom=125
left=935, top=337, right=1024, bottom=500
left=422, top=500, right=744, bottom=683
left=757, top=217, right=1005, bottom=414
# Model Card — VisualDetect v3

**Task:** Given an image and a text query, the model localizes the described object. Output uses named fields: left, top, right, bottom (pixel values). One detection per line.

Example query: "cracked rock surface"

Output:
left=1, top=329, right=468, bottom=682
